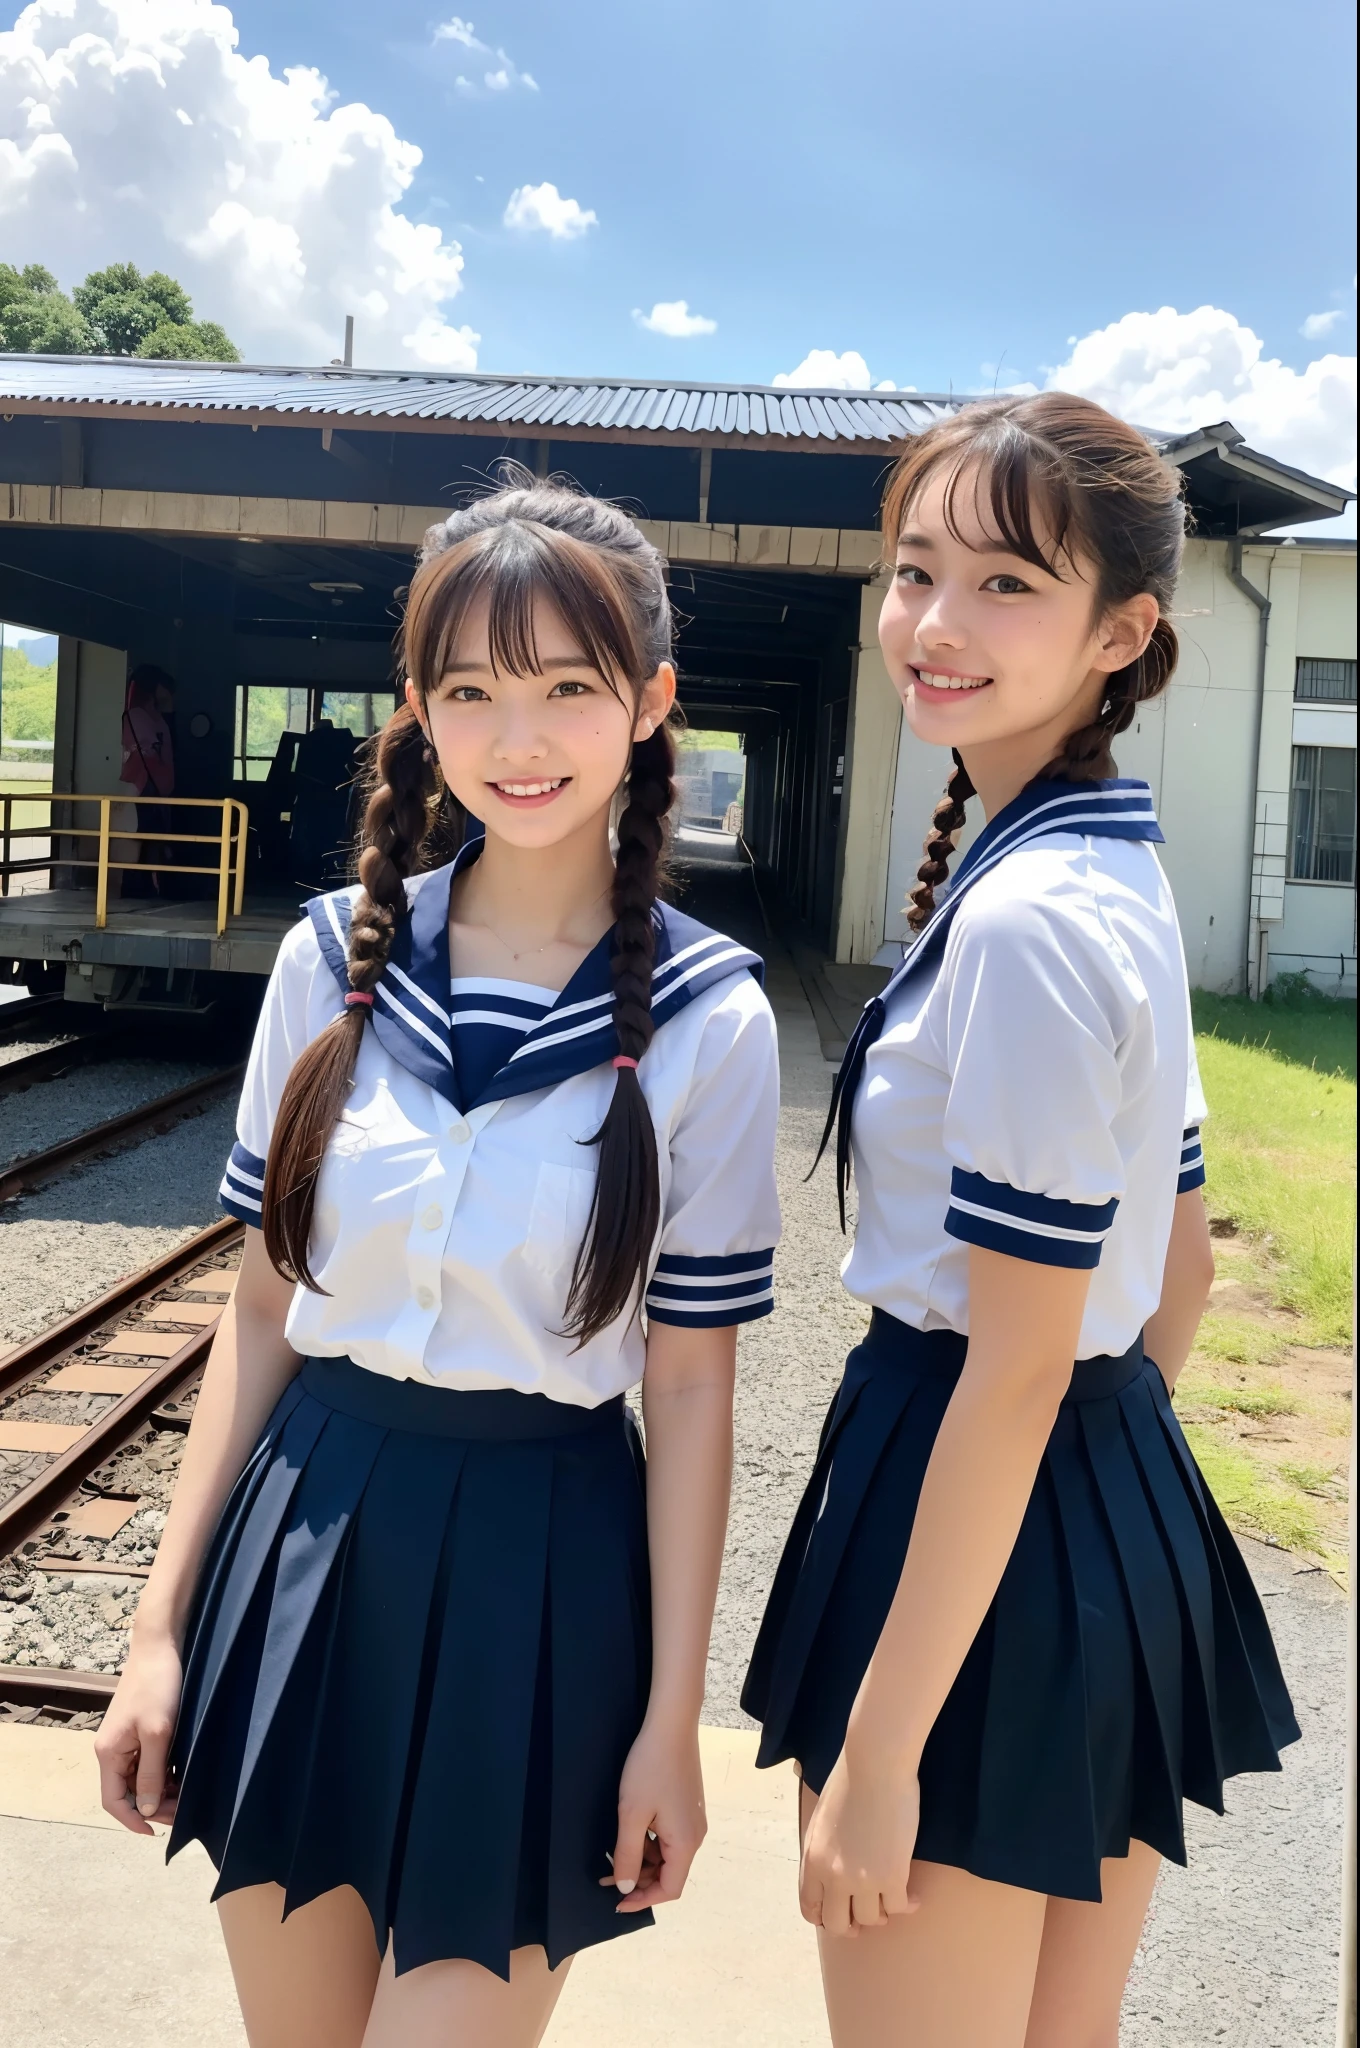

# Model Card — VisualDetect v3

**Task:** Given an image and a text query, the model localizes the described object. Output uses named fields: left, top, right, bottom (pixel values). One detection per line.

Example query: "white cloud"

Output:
left=633, top=299, right=716, bottom=339
left=503, top=180, right=596, bottom=240
left=1301, top=308, right=1345, bottom=340
left=432, top=15, right=478, bottom=46
left=433, top=15, right=537, bottom=94
left=773, top=348, right=873, bottom=390
left=1044, top=305, right=1356, bottom=529
left=0, top=0, right=480, bottom=370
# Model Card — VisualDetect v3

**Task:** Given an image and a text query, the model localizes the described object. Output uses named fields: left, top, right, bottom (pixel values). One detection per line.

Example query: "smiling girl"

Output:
left=94, top=479, right=781, bottom=2048
left=742, top=396, right=1297, bottom=2047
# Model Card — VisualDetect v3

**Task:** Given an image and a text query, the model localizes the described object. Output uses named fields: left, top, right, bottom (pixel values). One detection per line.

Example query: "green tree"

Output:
left=1, top=261, right=240, bottom=361
left=0, top=264, right=91, bottom=354
left=72, top=263, right=240, bottom=360
left=133, top=317, right=240, bottom=362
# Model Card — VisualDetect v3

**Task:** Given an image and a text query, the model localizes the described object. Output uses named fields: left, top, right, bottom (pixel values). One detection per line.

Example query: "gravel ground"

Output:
left=0, top=1049, right=227, bottom=1170
left=0, top=1091, right=237, bottom=1354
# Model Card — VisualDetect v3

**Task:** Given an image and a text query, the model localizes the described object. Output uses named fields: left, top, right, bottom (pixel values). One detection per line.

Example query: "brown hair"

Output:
left=881, top=393, right=1186, bottom=930
left=262, top=474, right=677, bottom=1344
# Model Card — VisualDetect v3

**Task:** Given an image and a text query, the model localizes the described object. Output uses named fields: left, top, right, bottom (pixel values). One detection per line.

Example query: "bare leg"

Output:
left=801, top=1780, right=1048, bottom=2048
left=216, top=1883, right=382, bottom=2048
left=362, top=1943, right=572, bottom=2048
left=1024, top=1840, right=1161, bottom=2048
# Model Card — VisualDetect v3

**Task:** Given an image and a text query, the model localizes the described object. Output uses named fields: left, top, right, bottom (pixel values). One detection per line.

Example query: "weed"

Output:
left=1192, top=1313, right=1288, bottom=1370
left=1180, top=1426, right=1326, bottom=1555
left=1276, top=1460, right=1346, bottom=1497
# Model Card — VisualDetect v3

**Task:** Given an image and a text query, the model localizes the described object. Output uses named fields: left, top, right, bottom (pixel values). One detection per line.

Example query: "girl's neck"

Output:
left=962, top=676, right=1105, bottom=819
left=449, top=810, right=617, bottom=977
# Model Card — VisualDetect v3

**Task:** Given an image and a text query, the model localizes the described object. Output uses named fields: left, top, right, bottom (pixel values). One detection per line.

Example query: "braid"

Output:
left=906, top=750, right=975, bottom=933
left=1045, top=616, right=1180, bottom=785
left=563, top=722, right=676, bottom=1344
left=263, top=704, right=443, bottom=1290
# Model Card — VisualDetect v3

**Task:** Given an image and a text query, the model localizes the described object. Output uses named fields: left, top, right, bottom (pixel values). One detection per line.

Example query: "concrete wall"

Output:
left=54, top=638, right=128, bottom=796
left=872, top=539, right=1357, bottom=992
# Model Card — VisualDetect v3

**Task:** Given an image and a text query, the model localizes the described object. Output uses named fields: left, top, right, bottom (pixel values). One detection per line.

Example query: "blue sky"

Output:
left=0, top=0, right=1354, bottom=517
left=221, top=0, right=1355, bottom=393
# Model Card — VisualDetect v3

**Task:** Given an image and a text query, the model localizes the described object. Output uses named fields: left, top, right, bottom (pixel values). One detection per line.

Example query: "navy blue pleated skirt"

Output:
left=741, top=1311, right=1299, bottom=1903
left=167, top=1357, right=652, bottom=1978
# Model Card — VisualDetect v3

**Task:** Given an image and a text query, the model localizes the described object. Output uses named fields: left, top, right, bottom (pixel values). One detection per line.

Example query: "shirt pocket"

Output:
left=523, top=1160, right=598, bottom=1280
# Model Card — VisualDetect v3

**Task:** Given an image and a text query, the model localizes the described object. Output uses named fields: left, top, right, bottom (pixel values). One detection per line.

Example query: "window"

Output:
left=1295, top=658, right=1357, bottom=703
left=233, top=684, right=396, bottom=781
left=1289, top=746, right=1357, bottom=883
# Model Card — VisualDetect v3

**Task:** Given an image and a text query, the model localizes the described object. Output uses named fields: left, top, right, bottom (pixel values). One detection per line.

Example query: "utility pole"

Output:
left=343, top=315, right=354, bottom=368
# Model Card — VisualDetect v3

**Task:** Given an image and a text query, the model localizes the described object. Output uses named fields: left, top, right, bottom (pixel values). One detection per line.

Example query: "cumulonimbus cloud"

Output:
left=0, top=0, right=480, bottom=370
left=1044, top=305, right=1356, bottom=520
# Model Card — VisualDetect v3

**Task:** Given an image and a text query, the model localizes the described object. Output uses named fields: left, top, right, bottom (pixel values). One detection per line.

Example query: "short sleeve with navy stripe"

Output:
left=938, top=890, right=1128, bottom=1272
left=644, top=972, right=780, bottom=1328
left=1178, top=1029, right=1208, bottom=1193
left=218, top=914, right=344, bottom=1226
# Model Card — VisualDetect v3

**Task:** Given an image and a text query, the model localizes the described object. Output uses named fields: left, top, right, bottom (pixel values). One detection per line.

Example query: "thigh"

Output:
left=1025, top=1840, right=1161, bottom=2048
left=217, top=1883, right=382, bottom=2048
left=361, top=1943, right=571, bottom=2048
left=800, top=1781, right=1048, bottom=2048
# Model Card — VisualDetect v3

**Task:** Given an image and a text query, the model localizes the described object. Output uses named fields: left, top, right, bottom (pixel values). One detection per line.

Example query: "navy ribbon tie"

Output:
left=812, top=995, right=885, bottom=1230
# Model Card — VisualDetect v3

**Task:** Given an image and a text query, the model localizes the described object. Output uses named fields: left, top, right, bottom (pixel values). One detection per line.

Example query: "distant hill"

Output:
left=6, top=633, right=58, bottom=667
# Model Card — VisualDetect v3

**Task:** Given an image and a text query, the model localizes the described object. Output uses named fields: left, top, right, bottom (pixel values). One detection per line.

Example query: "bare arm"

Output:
left=609, top=1319, right=737, bottom=1912
left=801, top=1246, right=1088, bottom=1934
left=94, top=1230, right=299, bottom=1830
left=1142, top=1189, right=1215, bottom=1391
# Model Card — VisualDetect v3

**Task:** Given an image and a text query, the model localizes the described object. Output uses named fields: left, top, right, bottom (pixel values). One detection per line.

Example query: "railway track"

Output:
left=0, top=1063, right=245, bottom=1204
left=0, top=1022, right=129, bottom=1094
left=0, top=992, right=65, bottom=1042
left=0, top=1218, right=243, bottom=1721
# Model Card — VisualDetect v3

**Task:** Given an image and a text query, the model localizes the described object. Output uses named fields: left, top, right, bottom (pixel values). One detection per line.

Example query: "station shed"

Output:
left=0, top=355, right=1354, bottom=1004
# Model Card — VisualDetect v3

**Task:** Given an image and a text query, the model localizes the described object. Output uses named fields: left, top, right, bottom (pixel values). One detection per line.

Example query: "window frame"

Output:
left=1294, top=657, right=1358, bottom=704
left=1288, top=743, right=1358, bottom=886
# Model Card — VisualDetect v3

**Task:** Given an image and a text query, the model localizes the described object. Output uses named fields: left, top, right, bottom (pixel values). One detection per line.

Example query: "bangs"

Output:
left=884, top=408, right=1100, bottom=585
left=403, top=519, right=650, bottom=700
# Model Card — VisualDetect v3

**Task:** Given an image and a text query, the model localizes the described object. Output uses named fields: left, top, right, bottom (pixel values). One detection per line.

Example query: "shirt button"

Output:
left=415, top=1285, right=436, bottom=1311
left=447, top=1117, right=470, bottom=1144
left=421, top=1205, right=444, bottom=1232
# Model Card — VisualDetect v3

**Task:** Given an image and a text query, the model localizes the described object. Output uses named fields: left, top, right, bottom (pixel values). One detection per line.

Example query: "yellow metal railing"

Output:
left=0, top=792, right=248, bottom=936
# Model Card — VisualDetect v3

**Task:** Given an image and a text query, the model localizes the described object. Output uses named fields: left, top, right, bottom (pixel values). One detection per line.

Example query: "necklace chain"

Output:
left=454, top=882, right=613, bottom=963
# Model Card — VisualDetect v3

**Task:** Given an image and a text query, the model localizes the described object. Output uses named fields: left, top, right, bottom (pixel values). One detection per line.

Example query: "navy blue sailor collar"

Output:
left=305, top=836, right=765, bottom=1110
left=820, top=777, right=1165, bottom=1224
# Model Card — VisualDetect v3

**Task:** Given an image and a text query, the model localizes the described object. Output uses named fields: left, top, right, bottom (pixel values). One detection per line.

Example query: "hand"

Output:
left=799, top=1747, right=921, bottom=1938
left=601, top=1715, right=708, bottom=1913
left=93, top=1632, right=184, bottom=1835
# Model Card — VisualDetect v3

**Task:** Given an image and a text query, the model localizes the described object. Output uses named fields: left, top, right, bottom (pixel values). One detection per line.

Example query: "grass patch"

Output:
left=1191, top=991, right=1356, bottom=1344
left=1191, top=1311, right=1288, bottom=1370
left=1276, top=1460, right=1345, bottom=1497
left=1180, top=1424, right=1325, bottom=1555
left=1180, top=1381, right=1299, bottom=1420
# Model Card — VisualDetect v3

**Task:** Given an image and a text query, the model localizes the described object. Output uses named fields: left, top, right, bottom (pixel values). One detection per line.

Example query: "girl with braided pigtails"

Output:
left=95, top=477, right=781, bottom=2048
left=742, top=394, right=1298, bottom=2047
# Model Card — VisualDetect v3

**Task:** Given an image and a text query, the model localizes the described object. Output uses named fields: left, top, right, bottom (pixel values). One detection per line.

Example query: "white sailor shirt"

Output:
left=219, top=842, right=781, bottom=1407
left=837, top=780, right=1207, bottom=1363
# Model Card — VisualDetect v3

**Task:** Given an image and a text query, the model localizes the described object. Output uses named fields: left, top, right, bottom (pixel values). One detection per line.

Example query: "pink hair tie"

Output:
left=345, top=990, right=375, bottom=1009
left=612, top=1055, right=639, bottom=1071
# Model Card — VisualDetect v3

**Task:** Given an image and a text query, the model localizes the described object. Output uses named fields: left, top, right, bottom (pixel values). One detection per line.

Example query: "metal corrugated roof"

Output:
left=0, top=353, right=966, bottom=445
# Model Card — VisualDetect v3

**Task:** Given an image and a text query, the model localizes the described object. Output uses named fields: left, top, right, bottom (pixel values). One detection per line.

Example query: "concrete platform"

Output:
left=0, top=1721, right=828, bottom=2048
left=0, top=887, right=296, bottom=978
